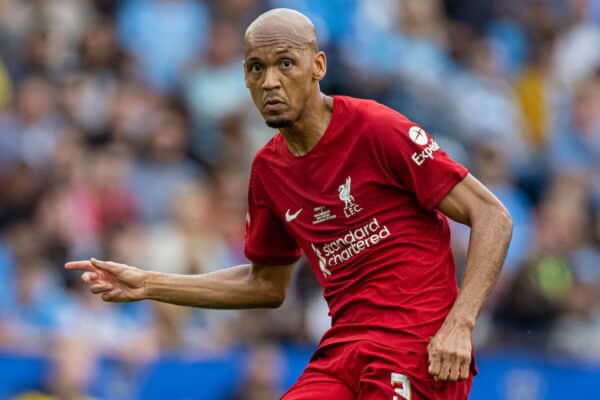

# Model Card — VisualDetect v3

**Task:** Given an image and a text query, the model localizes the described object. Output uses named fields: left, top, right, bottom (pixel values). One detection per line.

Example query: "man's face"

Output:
left=244, top=43, right=316, bottom=128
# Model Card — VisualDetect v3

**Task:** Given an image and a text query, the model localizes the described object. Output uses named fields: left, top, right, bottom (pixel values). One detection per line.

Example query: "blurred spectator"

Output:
left=58, top=17, right=122, bottom=141
left=0, top=58, right=11, bottom=109
left=209, top=0, right=267, bottom=34
left=271, top=0, right=357, bottom=46
left=342, top=0, right=450, bottom=87
left=0, top=162, right=44, bottom=229
left=552, top=0, right=600, bottom=89
left=36, top=141, right=137, bottom=258
left=447, top=38, right=530, bottom=167
left=117, top=0, right=210, bottom=92
left=184, top=19, right=251, bottom=165
left=146, top=181, right=235, bottom=275
left=107, top=81, right=160, bottom=145
left=547, top=74, right=600, bottom=180
left=127, top=104, right=202, bottom=223
left=0, top=77, right=64, bottom=172
left=466, top=142, right=535, bottom=273
left=233, top=343, right=287, bottom=400
left=442, top=0, right=495, bottom=33
left=0, top=223, right=65, bottom=354
left=493, top=256, right=572, bottom=348
left=513, top=33, right=555, bottom=150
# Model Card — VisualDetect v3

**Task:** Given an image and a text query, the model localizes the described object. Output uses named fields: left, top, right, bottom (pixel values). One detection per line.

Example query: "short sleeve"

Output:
left=244, top=162, right=302, bottom=265
left=374, top=112, right=468, bottom=210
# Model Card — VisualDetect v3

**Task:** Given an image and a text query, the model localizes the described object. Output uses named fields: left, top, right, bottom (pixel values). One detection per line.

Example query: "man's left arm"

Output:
left=428, top=173, right=513, bottom=382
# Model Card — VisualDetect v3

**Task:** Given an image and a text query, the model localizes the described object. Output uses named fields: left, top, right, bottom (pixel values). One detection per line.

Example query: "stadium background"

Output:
left=0, top=0, right=599, bottom=399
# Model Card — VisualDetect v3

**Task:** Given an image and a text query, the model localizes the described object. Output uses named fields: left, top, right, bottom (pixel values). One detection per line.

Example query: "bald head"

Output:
left=244, top=8, right=318, bottom=53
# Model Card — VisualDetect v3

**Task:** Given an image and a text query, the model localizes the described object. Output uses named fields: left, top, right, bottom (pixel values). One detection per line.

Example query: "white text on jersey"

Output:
left=312, top=206, right=336, bottom=224
left=411, top=140, right=440, bottom=166
left=310, top=218, right=391, bottom=276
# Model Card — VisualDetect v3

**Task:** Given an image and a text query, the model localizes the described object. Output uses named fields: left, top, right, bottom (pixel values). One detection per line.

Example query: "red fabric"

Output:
left=245, top=96, right=469, bottom=353
left=282, top=341, right=473, bottom=400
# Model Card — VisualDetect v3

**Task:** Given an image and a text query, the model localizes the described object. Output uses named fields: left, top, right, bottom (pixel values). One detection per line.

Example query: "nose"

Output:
left=262, top=66, right=281, bottom=91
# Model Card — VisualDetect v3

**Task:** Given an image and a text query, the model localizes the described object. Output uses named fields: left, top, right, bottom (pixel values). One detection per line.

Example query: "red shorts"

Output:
left=281, top=340, right=473, bottom=400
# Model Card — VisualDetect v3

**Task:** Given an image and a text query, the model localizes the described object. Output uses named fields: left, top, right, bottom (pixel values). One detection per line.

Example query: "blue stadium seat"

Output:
left=0, top=352, right=49, bottom=398
left=471, top=350, right=600, bottom=400
left=135, top=351, right=245, bottom=400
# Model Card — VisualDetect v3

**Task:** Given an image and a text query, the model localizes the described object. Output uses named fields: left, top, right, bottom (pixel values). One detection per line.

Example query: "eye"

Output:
left=248, top=62, right=263, bottom=73
left=280, top=59, right=293, bottom=69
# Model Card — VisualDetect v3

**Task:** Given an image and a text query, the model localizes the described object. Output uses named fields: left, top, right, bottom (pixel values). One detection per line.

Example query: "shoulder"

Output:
left=348, top=100, right=442, bottom=166
left=337, top=95, right=408, bottom=120
left=337, top=96, right=417, bottom=151
left=336, top=95, right=412, bottom=133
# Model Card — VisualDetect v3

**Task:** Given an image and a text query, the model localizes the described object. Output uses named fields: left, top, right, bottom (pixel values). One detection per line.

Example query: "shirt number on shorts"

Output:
left=391, top=372, right=411, bottom=400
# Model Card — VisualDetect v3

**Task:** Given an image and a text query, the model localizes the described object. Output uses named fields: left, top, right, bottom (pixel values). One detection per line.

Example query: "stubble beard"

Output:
left=265, top=118, right=293, bottom=128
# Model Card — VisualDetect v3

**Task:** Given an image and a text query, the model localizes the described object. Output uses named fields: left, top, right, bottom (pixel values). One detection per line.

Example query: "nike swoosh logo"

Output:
left=285, top=208, right=303, bottom=222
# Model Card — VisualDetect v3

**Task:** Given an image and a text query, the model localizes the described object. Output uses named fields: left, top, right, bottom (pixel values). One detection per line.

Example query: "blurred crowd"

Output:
left=0, top=0, right=599, bottom=398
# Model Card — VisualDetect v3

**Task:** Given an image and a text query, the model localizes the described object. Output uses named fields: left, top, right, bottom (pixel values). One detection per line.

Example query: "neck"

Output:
left=280, top=92, right=333, bottom=156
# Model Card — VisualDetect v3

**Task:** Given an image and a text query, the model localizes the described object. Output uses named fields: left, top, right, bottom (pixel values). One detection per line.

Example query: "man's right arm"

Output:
left=66, top=259, right=295, bottom=309
left=68, top=156, right=301, bottom=309
left=143, top=263, right=295, bottom=308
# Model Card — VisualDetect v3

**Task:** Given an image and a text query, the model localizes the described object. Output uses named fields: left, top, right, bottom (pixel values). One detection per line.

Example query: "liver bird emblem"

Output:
left=338, top=176, right=354, bottom=207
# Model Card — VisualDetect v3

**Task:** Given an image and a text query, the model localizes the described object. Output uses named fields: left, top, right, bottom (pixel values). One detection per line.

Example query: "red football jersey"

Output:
left=244, top=96, right=468, bottom=353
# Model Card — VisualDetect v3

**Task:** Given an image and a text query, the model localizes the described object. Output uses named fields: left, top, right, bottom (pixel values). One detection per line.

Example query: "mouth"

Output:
left=263, top=98, right=287, bottom=112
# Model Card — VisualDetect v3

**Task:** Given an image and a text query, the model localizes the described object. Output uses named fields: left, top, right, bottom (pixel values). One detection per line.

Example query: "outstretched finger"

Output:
left=65, top=260, right=95, bottom=272
left=91, top=258, right=122, bottom=274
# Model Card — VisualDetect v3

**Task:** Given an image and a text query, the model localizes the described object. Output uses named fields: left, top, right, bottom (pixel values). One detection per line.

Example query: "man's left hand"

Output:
left=427, top=318, right=473, bottom=381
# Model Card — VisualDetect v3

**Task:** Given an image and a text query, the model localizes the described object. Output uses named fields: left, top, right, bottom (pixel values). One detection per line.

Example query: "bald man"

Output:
left=67, top=8, right=512, bottom=400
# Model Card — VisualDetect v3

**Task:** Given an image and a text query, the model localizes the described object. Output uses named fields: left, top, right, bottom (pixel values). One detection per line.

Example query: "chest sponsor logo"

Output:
left=285, top=208, right=303, bottom=222
left=310, top=217, right=391, bottom=277
left=338, top=176, right=362, bottom=218
left=312, top=206, right=336, bottom=224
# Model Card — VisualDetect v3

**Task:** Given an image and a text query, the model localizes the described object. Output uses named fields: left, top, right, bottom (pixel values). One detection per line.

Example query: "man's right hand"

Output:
left=65, top=258, right=148, bottom=302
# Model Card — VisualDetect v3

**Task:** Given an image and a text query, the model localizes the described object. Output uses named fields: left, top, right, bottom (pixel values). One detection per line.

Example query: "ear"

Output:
left=313, top=51, right=327, bottom=81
